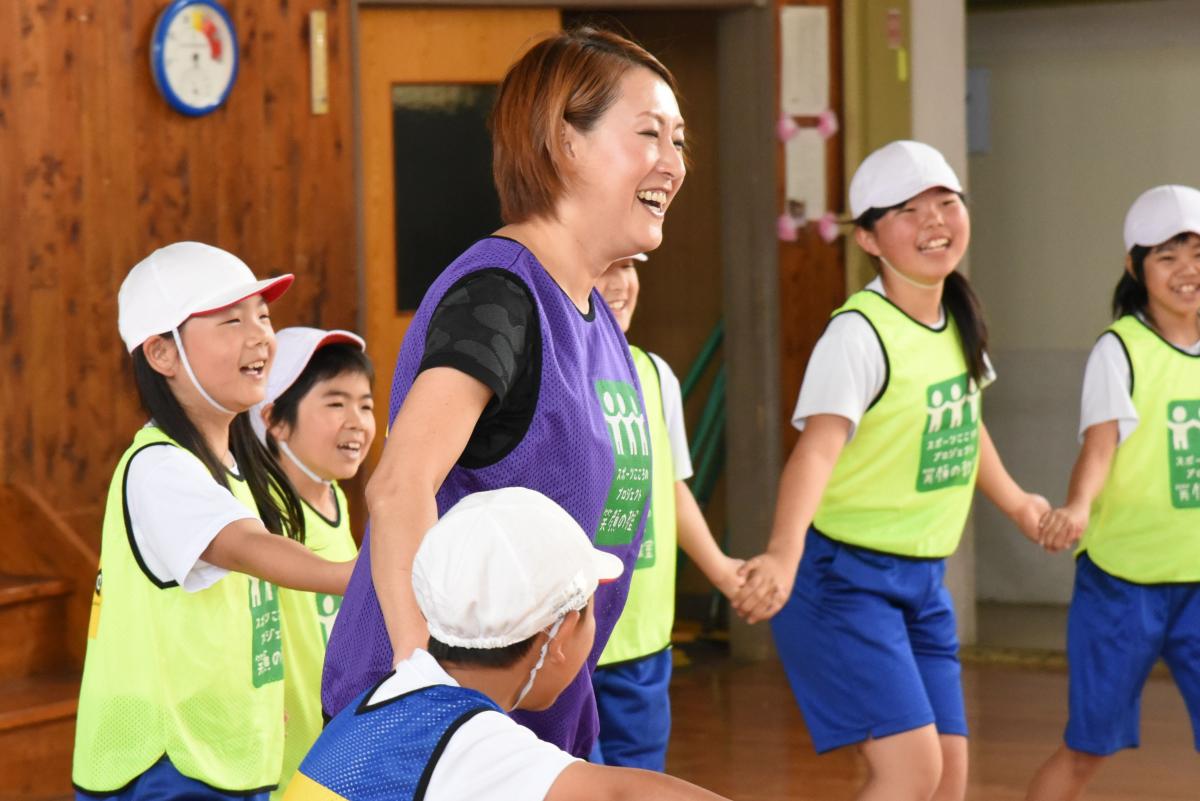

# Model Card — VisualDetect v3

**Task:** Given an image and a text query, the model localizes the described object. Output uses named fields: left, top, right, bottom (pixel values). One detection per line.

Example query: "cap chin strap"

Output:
left=171, top=328, right=236, bottom=415
left=278, top=440, right=331, bottom=487
left=512, top=616, right=566, bottom=711
left=881, top=256, right=944, bottom=290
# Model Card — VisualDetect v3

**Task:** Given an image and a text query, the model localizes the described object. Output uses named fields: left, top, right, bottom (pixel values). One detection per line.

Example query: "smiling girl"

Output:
left=734, top=141, right=1048, bottom=801
left=250, top=327, right=375, bottom=799
left=322, top=27, right=686, bottom=756
left=72, top=243, right=353, bottom=801
left=1025, top=186, right=1200, bottom=801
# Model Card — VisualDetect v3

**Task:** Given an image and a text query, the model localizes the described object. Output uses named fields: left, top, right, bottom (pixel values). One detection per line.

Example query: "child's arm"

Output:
left=547, top=762, right=731, bottom=801
left=1040, top=421, right=1119, bottom=552
left=732, top=414, right=851, bottom=625
left=674, top=481, right=743, bottom=599
left=202, top=519, right=354, bottom=594
left=365, top=367, right=493, bottom=660
left=975, top=423, right=1051, bottom=546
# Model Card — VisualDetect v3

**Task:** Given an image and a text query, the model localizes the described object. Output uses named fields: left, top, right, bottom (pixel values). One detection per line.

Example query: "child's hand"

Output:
left=709, top=555, right=746, bottom=601
left=1039, top=503, right=1088, bottom=553
left=1011, top=492, right=1052, bottom=546
left=731, top=551, right=795, bottom=624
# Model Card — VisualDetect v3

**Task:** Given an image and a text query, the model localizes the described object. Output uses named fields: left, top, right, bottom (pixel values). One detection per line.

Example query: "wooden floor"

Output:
left=666, top=655, right=1200, bottom=800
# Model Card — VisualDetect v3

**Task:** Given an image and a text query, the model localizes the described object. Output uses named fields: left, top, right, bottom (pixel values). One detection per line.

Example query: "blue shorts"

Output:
left=589, top=647, right=673, bottom=770
left=75, top=756, right=271, bottom=801
left=1065, top=553, right=1200, bottom=756
left=770, top=529, right=967, bottom=754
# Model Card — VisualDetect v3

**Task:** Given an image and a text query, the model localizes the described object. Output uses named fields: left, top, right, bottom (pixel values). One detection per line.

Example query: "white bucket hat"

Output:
left=849, top=140, right=963, bottom=220
left=413, top=487, right=623, bottom=650
left=1123, top=185, right=1200, bottom=252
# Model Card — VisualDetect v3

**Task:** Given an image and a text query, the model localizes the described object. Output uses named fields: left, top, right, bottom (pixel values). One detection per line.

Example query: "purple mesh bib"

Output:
left=322, top=237, right=651, bottom=756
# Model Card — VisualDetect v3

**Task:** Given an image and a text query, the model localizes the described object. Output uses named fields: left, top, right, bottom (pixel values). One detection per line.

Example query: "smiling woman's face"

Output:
left=561, top=67, right=686, bottom=263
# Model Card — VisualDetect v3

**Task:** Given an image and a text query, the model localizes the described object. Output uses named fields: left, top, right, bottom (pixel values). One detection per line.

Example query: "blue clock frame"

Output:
left=150, top=0, right=240, bottom=117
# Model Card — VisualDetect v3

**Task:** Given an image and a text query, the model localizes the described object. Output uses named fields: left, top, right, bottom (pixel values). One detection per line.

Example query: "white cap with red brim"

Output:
left=118, top=241, right=293, bottom=353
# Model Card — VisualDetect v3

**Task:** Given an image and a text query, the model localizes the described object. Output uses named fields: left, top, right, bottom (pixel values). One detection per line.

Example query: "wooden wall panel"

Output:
left=0, top=1, right=357, bottom=550
left=776, top=0, right=846, bottom=449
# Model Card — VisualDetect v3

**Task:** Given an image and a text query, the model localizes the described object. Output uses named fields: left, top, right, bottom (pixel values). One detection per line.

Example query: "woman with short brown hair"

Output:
left=322, top=26, right=688, bottom=755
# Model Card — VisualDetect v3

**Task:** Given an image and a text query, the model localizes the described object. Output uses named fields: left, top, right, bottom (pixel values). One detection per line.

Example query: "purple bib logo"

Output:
left=593, top=380, right=652, bottom=546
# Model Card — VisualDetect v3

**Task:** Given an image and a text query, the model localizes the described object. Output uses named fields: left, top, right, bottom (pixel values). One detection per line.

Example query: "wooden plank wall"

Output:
left=0, top=0, right=358, bottom=550
left=777, top=0, right=846, bottom=450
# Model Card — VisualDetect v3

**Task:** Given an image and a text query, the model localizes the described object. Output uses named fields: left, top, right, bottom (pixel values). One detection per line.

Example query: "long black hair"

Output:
left=1112, top=233, right=1193, bottom=323
left=856, top=196, right=990, bottom=383
left=132, top=339, right=306, bottom=543
left=263, top=343, right=375, bottom=458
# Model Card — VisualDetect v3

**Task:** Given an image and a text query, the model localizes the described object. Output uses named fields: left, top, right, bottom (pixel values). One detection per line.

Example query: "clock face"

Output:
left=152, top=0, right=238, bottom=115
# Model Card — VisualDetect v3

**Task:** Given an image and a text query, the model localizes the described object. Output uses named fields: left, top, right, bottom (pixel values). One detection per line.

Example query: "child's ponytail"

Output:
left=942, top=271, right=990, bottom=384
left=132, top=345, right=307, bottom=542
left=1111, top=265, right=1148, bottom=322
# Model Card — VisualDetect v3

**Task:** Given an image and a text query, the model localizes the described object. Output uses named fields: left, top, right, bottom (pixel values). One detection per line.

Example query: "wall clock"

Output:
left=150, top=0, right=239, bottom=117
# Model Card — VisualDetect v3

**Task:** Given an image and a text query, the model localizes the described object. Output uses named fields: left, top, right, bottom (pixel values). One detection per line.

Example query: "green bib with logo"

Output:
left=273, top=483, right=358, bottom=800
left=1081, top=315, right=1200, bottom=583
left=814, top=290, right=982, bottom=557
left=73, top=426, right=285, bottom=794
left=599, top=346, right=678, bottom=666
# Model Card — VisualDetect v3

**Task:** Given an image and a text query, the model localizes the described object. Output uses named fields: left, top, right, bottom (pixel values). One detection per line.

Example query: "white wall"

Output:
left=912, top=0, right=977, bottom=641
left=968, top=0, right=1200, bottom=602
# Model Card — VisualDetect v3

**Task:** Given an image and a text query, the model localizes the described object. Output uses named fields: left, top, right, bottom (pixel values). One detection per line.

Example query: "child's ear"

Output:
left=1124, top=253, right=1137, bottom=279
left=142, top=334, right=179, bottom=378
left=854, top=226, right=883, bottom=258
left=263, top=403, right=288, bottom=443
left=545, top=611, right=581, bottom=665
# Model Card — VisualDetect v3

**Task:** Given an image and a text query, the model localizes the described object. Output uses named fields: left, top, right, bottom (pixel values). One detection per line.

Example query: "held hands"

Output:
left=731, top=551, right=796, bottom=625
left=1038, top=502, right=1088, bottom=554
left=1010, top=492, right=1052, bottom=547
left=709, top=555, right=748, bottom=602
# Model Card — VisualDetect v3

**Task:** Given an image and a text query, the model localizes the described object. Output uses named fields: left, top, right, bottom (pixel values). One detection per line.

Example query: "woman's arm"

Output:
left=365, top=367, right=492, bottom=660
left=201, top=519, right=354, bottom=594
left=1040, top=420, right=1119, bottom=552
left=732, top=414, right=850, bottom=624
left=975, top=422, right=1051, bottom=546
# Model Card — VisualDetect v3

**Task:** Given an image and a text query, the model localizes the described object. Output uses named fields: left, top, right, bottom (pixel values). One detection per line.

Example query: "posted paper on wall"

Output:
left=785, top=129, right=826, bottom=220
left=780, top=6, right=829, bottom=117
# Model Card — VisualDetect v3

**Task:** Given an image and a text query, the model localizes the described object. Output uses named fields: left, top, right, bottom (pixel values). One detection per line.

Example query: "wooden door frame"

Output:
left=348, top=0, right=778, bottom=660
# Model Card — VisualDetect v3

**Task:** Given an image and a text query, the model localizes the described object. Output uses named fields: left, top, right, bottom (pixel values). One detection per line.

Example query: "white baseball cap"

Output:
left=413, top=488, right=624, bottom=649
left=118, top=241, right=294, bottom=353
left=849, top=140, right=963, bottom=219
left=249, top=327, right=366, bottom=444
left=1123, top=185, right=1200, bottom=252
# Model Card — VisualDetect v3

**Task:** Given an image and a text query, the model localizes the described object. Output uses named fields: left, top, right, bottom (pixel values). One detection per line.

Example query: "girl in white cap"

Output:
left=1025, top=186, right=1200, bottom=801
left=73, top=243, right=355, bottom=801
left=250, top=327, right=376, bottom=799
left=734, top=141, right=1050, bottom=801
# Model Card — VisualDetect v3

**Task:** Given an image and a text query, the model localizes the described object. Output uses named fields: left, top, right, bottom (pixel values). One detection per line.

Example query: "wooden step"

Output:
left=0, top=575, right=72, bottom=681
left=0, top=673, right=78, bottom=798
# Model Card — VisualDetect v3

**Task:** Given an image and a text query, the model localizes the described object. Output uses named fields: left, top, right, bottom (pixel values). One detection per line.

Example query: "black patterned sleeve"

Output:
left=418, top=270, right=535, bottom=406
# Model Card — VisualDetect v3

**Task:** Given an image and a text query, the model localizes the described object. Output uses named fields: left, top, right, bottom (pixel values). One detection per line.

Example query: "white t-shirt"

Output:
left=792, top=278, right=994, bottom=438
left=1079, top=324, right=1200, bottom=443
left=125, top=441, right=258, bottom=592
left=366, top=650, right=578, bottom=801
left=647, top=352, right=693, bottom=482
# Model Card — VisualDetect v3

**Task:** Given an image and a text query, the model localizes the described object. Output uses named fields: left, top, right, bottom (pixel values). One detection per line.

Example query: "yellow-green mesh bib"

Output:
left=273, top=483, right=358, bottom=800
left=598, top=346, right=678, bottom=665
left=814, top=291, right=981, bottom=557
left=1081, top=315, right=1200, bottom=583
left=74, top=426, right=285, bottom=794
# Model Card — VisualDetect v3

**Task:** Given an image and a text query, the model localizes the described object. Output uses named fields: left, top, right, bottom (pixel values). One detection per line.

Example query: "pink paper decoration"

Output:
left=777, top=212, right=800, bottom=242
left=816, top=109, right=839, bottom=140
left=776, top=115, right=800, bottom=143
left=817, top=212, right=840, bottom=243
